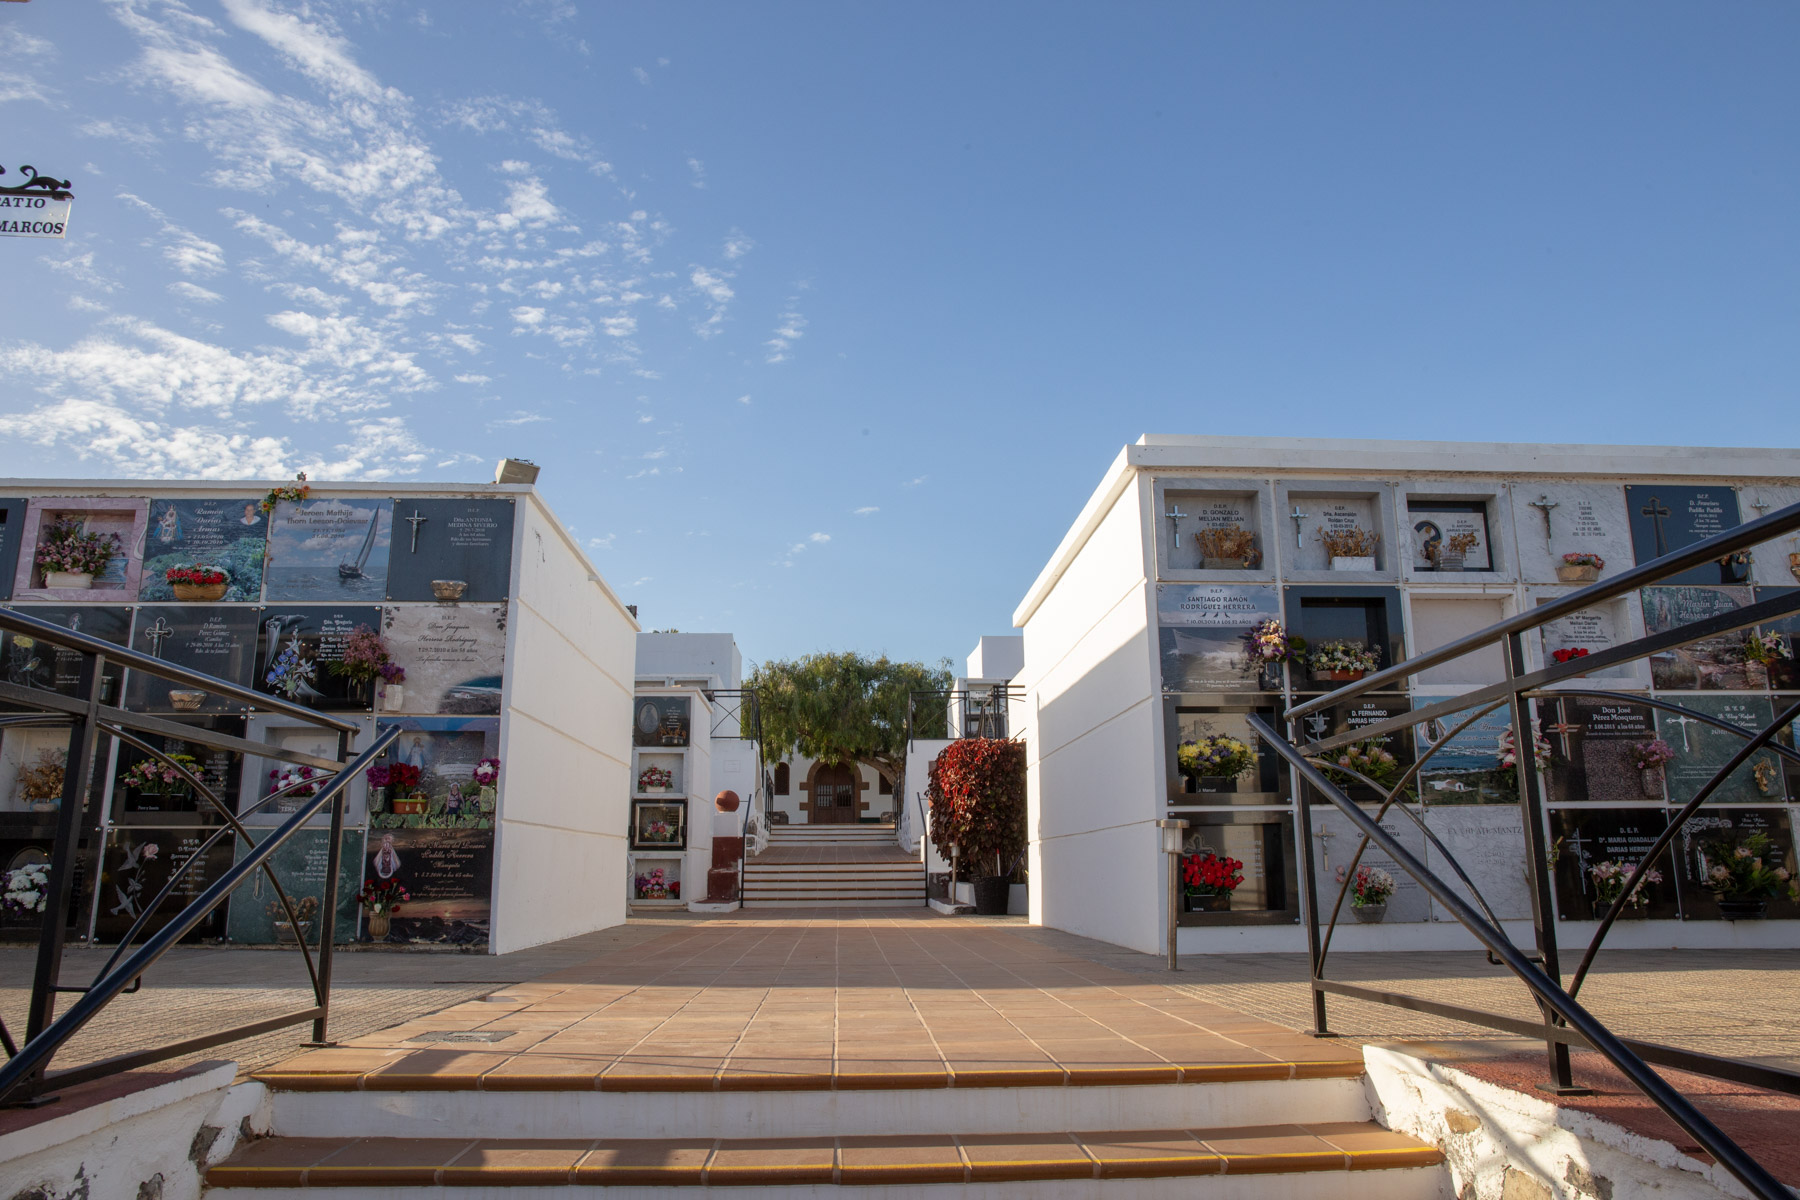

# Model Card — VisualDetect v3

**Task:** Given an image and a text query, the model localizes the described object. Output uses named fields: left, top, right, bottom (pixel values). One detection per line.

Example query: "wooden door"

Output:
left=810, top=764, right=858, bottom=824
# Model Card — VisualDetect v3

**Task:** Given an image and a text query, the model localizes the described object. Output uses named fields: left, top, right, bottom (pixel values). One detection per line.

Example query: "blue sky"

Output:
left=1, top=2, right=1795, bottom=668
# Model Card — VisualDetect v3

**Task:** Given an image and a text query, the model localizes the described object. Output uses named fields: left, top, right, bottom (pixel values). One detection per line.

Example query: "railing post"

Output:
left=308, top=727, right=352, bottom=1047
left=1290, top=717, right=1331, bottom=1036
left=1505, top=631, right=1580, bottom=1093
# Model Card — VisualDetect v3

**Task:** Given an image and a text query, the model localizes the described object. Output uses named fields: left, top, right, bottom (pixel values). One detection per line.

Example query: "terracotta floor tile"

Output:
left=1193, top=1125, right=1347, bottom=1174
left=362, top=1050, right=511, bottom=1089
left=705, top=1138, right=837, bottom=1186
left=254, top=1047, right=404, bottom=1077
left=204, top=1136, right=346, bottom=1187
left=1306, top=1121, right=1445, bottom=1169
left=440, top=1140, right=591, bottom=1185
left=949, top=1062, right=1068, bottom=1088
left=715, top=1059, right=836, bottom=1090
left=479, top=1055, right=611, bottom=1089
left=575, top=1139, right=715, bottom=1185
left=307, top=1137, right=477, bottom=1186
left=1078, top=1130, right=1220, bottom=1179
left=837, top=1134, right=965, bottom=1184
left=958, top=1133, right=1094, bottom=1181
left=599, top=1062, right=720, bottom=1090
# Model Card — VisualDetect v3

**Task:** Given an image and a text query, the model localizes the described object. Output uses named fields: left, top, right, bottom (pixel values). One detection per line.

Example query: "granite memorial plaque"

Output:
left=1736, top=486, right=1800, bottom=589
left=364, top=826, right=492, bottom=945
left=12, top=499, right=149, bottom=602
left=0, top=498, right=27, bottom=601
left=138, top=497, right=267, bottom=602
left=382, top=604, right=505, bottom=714
left=255, top=606, right=383, bottom=711
left=384, top=499, right=515, bottom=602
left=125, top=607, right=259, bottom=713
left=1751, top=586, right=1800, bottom=691
left=1416, top=706, right=1515, bottom=804
left=1660, top=695, right=1783, bottom=807
left=226, top=829, right=363, bottom=944
left=1549, top=807, right=1680, bottom=921
left=633, top=696, right=692, bottom=747
left=263, top=498, right=393, bottom=603
left=1641, top=586, right=1756, bottom=690
left=239, top=714, right=371, bottom=827
left=369, top=717, right=499, bottom=830
left=1511, top=485, right=1635, bottom=585
left=1301, top=693, right=1414, bottom=800
left=1672, top=807, right=1798, bottom=921
left=1625, top=485, right=1743, bottom=585
left=1167, top=705, right=1280, bottom=802
left=94, top=828, right=234, bottom=943
left=1158, top=584, right=1281, bottom=693
left=1407, top=500, right=1493, bottom=572
left=1291, top=496, right=1382, bottom=572
left=1425, top=806, right=1534, bottom=922
left=1540, top=696, right=1660, bottom=805
left=112, top=716, right=244, bottom=826
left=0, top=605, right=130, bottom=702
left=1309, top=803, right=1429, bottom=923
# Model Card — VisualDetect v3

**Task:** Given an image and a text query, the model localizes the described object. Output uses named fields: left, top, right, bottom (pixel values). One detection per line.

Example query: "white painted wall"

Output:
left=769, top=754, right=896, bottom=825
left=967, top=635, right=1024, bottom=681
left=635, top=632, right=742, bottom=688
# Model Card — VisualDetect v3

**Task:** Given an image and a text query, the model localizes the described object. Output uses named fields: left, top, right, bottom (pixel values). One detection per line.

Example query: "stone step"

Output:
left=207, top=1124, right=1444, bottom=1192
left=744, top=898, right=927, bottom=908
left=743, top=865, right=922, bottom=877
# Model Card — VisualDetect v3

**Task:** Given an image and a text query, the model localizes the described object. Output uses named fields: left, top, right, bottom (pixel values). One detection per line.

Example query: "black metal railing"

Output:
left=0, top=607, right=394, bottom=1107
left=1248, top=498, right=1800, bottom=1200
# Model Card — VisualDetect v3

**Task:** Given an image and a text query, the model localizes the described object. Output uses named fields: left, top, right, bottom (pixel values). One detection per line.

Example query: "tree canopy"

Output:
left=747, top=652, right=952, bottom=787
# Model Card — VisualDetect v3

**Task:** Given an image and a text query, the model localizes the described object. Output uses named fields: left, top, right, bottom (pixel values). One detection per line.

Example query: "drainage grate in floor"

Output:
left=405, top=1030, right=518, bottom=1043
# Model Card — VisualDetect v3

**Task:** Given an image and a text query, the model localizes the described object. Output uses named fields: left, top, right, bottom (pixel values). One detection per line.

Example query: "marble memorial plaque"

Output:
left=1737, top=486, right=1800, bottom=589
left=263, top=498, right=393, bottom=603
left=370, top=718, right=499, bottom=830
left=1672, top=807, right=1798, bottom=921
left=382, top=605, right=505, bottom=715
left=1625, top=485, right=1743, bottom=585
left=1309, top=804, right=1429, bottom=923
left=1292, top=496, right=1381, bottom=572
left=12, top=498, right=148, bottom=602
left=0, top=605, right=130, bottom=702
left=1549, top=808, right=1680, bottom=921
left=1535, top=596, right=1634, bottom=681
left=138, top=497, right=267, bottom=602
left=364, top=826, right=492, bottom=945
left=125, top=607, right=259, bottom=713
left=1641, top=586, right=1756, bottom=690
left=1511, top=485, right=1634, bottom=585
left=1407, top=501, right=1493, bottom=572
left=0, top=498, right=27, bottom=601
left=384, top=499, right=516, bottom=602
left=1411, top=597, right=1508, bottom=686
left=1425, top=806, right=1533, bottom=922
left=633, top=696, right=692, bottom=747
left=1540, top=696, right=1660, bottom=805
left=1660, top=695, right=1783, bottom=807
left=256, top=606, right=383, bottom=711
left=1416, top=706, right=1516, bottom=804
left=113, top=716, right=244, bottom=826
left=94, top=828, right=234, bottom=943
left=226, top=829, right=363, bottom=944
left=1158, top=584, right=1280, bottom=693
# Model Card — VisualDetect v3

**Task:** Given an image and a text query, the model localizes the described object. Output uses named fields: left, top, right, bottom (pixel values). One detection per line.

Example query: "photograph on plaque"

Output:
left=11, top=498, right=149, bottom=602
left=137, top=497, right=267, bottom=602
left=238, top=714, right=371, bottom=827
left=382, top=604, right=505, bottom=714
left=1511, top=485, right=1635, bottom=586
left=384, top=499, right=515, bottom=602
left=1659, top=695, right=1784, bottom=807
left=1295, top=693, right=1413, bottom=802
left=1539, top=696, right=1660, bottom=805
left=1640, top=586, right=1756, bottom=690
left=632, top=695, right=692, bottom=747
left=1624, top=485, right=1743, bottom=586
left=1166, top=704, right=1279, bottom=802
left=1671, top=807, right=1798, bottom=921
left=1548, top=808, right=1680, bottom=921
left=124, top=607, right=260, bottom=714
left=1308, top=804, right=1429, bottom=923
left=1, top=605, right=130, bottom=703
left=362, top=826, right=492, bottom=945
left=1172, top=813, right=1297, bottom=925
left=1157, top=584, right=1281, bottom=693
left=369, top=717, right=499, bottom=830
left=1425, top=806, right=1533, bottom=922
left=263, top=497, right=394, bottom=603
left=94, top=828, right=234, bottom=943
left=1415, top=706, right=1515, bottom=804
left=225, top=829, right=363, bottom=944
left=255, top=606, right=383, bottom=711
left=1750, top=586, right=1800, bottom=691
left=1407, top=499, right=1493, bottom=572
left=112, top=716, right=244, bottom=826
left=0, top=498, right=28, bottom=601
left=631, top=800, right=688, bottom=849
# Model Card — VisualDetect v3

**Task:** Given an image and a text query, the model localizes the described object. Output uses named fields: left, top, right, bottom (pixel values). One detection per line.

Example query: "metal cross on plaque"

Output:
left=1545, top=715, right=1582, bottom=760
left=143, top=616, right=174, bottom=658
left=1290, top=506, right=1308, bottom=549
left=1303, top=712, right=1330, bottom=740
left=1639, top=495, right=1673, bottom=558
left=1313, top=825, right=1335, bottom=871
left=1748, top=495, right=1772, bottom=518
left=404, top=508, right=429, bottom=553
left=1528, top=495, right=1559, bottom=544
left=1564, top=827, right=1592, bottom=871
left=1664, top=711, right=1698, bottom=752
left=1161, top=504, right=1187, bottom=557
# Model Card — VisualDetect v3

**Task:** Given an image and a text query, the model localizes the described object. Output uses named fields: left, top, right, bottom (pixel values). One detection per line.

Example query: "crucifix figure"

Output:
left=1313, top=825, right=1335, bottom=872
left=1528, top=495, right=1559, bottom=544
left=404, top=508, right=429, bottom=553
left=1564, top=828, right=1593, bottom=876
left=1162, top=504, right=1187, bottom=554
left=142, top=616, right=174, bottom=658
left=1303, top=712, right=1330, bottom=740
left=1640, top=495, right=1673, bottom=558
left=1290, top=506, right=1308, bottom=549
left=1748, top=495, right=1771, bottom=518
left=1544, top=713, right=1581, bottom=760
left=1664, top=712, right=1698, bottom=752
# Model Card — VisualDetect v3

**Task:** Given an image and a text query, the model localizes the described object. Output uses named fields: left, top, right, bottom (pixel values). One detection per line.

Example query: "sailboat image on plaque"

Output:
left=263, top=498, right=394, bottom=602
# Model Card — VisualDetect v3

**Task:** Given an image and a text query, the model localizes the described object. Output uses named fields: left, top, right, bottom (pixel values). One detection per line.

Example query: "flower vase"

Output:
left=370, top=786, right=387, bottom=812
left=172, top=581, right=228, bottom=602
left=1313, top=669, right=1366, bottom=684
left=1640, top=767, right=1664, bottom=798
left=366, top=911, right=392, bottom=940
left=1433, top=554, right=1464, bottom=573
left=1351, top=903, right=1386, bottom=924
left=1717, top=898, right=1768, bottom=921
left=1184, top=892, right=1231, bottom=913
left=479, top=785, right=496, bottom=813
left=1181, top=775, right=1197, bottom=793
left=1744, top=661, right=1769, bottom=690
left=1258, top=663, right=1283, bottom=692
left=1330, top=556, right=1375, bottom=572
left=381, top=684, right=405, bottom=712
left=1557, top=564, right=1601, bottom=584
left=273, top=920, right=313, bottom=945
left=44, top=571, right=93, bottom=590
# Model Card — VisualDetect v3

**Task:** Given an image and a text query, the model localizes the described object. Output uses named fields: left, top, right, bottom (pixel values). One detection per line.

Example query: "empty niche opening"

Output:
left=1411, top=597, right=1508, bottom=685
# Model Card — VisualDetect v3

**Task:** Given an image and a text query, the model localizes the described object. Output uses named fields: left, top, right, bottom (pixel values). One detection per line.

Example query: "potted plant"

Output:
left=1318, top=525, right=1379, bottom=571
left=1741, top=630, right=1786, bottom=690
left=330, top=625, right=392, bottom=705
left=1557, top=552, right=1605, bottom=584
left=1194, top=526, right=1259, bottom=570
left=1589, top=859, right=1663, bottom=919
left=1632, top=738, right=1675, bottom=798
left=366, top=764, right=391, bottom=811
left=1176, top=735, right=1258, bottom=793
left=1551, top=647, right=1591, bottom=666
left=17, top=751, right=67, bottom=814
left=165, top=564, right=229, bottom=602
left=1430, top=530, right=1480, bottom=572
left=1716, top=550, right=1752, bottom=585
left=1318, top=738, right=1401, bottom=791
left=1336, top=864, right=1396, bottom=922
left=635, top=867, right=673, bottom=900
left=259, top=471, right=309, bottom=514
left=926, top=737, right=1027, bottom=916
left=354, top=877, right=410, bottom=940
left=34, top=518, right=121, bottom=590
left=267, top=765, right=321, bottom=813
left=1700, top=832, right=1797, bottom=920
left=385, top=763, right=427, bottom=814
left=120, top=753, right=200, bottom=801
left=1243, top=619, right=1299, bottom=690
left=267, top=894, right=320, bottom=944
left=378, top=661, right=407, bottom=712
left=638, top=765, right=674, bottom=794
left=1181, top=851, right=1243, bottom=912
left=1307, top=640, right=1380, bottom=683
left=472, top=757, right=500, bottom=811
left=3, top=862, right=51, bottom=919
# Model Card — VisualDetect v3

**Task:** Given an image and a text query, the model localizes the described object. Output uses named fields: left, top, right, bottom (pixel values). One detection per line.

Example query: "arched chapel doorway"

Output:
left=808, top=763, right=859, bottom=824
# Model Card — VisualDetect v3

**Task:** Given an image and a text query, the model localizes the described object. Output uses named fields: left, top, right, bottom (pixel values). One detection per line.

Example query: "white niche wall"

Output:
left=1405, top=594, right=1512, bottom=687
left=1273, top=480, right=1399, bottom=582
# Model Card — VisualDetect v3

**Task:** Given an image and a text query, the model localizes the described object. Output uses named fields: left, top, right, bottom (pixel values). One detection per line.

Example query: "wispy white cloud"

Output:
left=853, top=506, right=879, bottom=515
left=723, top=232, right=753, bottom=260
left=736, top=394, right=752, bottom=405
left=0, top=25, right=57, bottom=107
left=587, top=533, right=616, bottom=551
left=903, top=475, right=928, bottom=487
left=487, top=411, right=548, bottom=427
left=453, top=372, right=490, bottom=384
left=687, top=157, right=706, bottom=189
left=169, top=281, right=224, bottom=304
left=809, top=531, right=830, bottom=543
left=765, top=303, right=806, bottom=363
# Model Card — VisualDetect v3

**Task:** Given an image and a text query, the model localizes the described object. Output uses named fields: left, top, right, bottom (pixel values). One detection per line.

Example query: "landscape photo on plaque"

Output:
left=137, top=497, right=267, bottom=602
left=225, top=829, right=363, bottom=944
left=93, top=828, right=235, bottom=943
left=382, top=604, right=505, bottom=714
left=632, top=695, right=692, bottom=747
left=263, top=497, right=394, bottom=603
left=384, top=499, right=515, bottom=602
left=124, top=607, right=260, bottom=714
left=1672, top=807, right=1798, bottom=921
left=0, top=605, right=130, bottom=702
left=255, top=606, right=383, bottom=711
left=1624, top=485, right=1744, bottom=586
left=370, top=717, right=500, bottom=830
left=111, top=716, right=244, bottom=826
left=1659, top=695, right=1785, bottom=807
left=1640, top=586, right=1756, bottom=690
left=1407, top=499, right=1493, bottom=571
left=1157, top=584, right=1280, bottom=693
left=0, top=498, right=28, bottom=600
left=1549, top=808, right=1680, bottom=921
left=1415, top=706, right=1514, bottom=804
left=363, top=826, right=492, bottom=945
left=1539, top=696, right=1660, bottom=806
left=12, top=498, right=149, bottom=602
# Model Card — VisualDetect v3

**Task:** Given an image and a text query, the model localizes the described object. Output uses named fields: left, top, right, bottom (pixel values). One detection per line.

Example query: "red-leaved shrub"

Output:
left=927, top=737, right=1026, bottom=880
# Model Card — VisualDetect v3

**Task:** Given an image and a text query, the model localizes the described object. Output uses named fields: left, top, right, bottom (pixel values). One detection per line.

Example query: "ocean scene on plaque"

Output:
left=1414, top=706, right=1516, bottom=804
left=263, top=498, right=393, bottom=602
left=137, top=497, right=267, bottom=602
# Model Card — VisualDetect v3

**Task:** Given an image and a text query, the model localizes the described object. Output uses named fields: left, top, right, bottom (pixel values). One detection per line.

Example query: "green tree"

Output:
left=748, top=652, right=953, bottom=797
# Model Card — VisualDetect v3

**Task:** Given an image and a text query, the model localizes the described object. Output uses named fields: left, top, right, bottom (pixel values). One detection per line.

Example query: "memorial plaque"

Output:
left=384, top=499, right=516, bottom=602
left=1641, top=586, right=1756, bottom=690
left=1535, top=595, right=1635, bottom=682
left=1736, top=486, right=1800, bottom=588
left=363, top=826, right=492, bottom=945
left=1624, top=485, right=1743, bottom=585
left=383, top=605, right=506, bottom=714
left=1407, top=500, right=1493, bottom=572
left=1540, top=696, right=1660, bottom=805
left=94, top=828, right=234, bottom=943
left=1511, top=485, right=1635, bottom=585
left=138, top=497, right=268, bottom=602
left=1416, top=706, right=1515, bottom=804
left=1157, top=584, right=1281, bottom=693
left=1660, top=695, right=1783, bottom=807
left=1411, top=597, right=1508, bottom=686
left=1172, top=813, right=1297, bottom=924
left=1291, top=496, right=1381, bottom=572
left=12, top=498, right=149, bottom=602
left=1549, top=808, right=1680, bottom=921
left=632, top=696, right=692, bottom=747
left=1309, top=804, right=1429, bottom=923
left=1671, top=807, right=1798, bottom=921
left=112, top=716, right=244, bottom=826
left=239, top=714, right=371, bottom=827
left=1167, top=704, right=1280, bottom=803
left=631, top=799, right=688, bottom=849
left=125, top=607, right=259, bottom=713
left=255, top=606, right=383, bottom=711
left=0, top=606, right=130, bottom=702
left=0, top=498, right=27, bottom=601
left=0, top=836, right=94, bottom=937
left=1300, top=693, right=1414, bottom=801
left=369, top=718, right=499, bottom=831
left=225, top=829, right=363, bottom=944
left=263, top=498, right=393, bottom=602
left=1425, top=806, right=1534, bottom=922
left=1751, top=586, right=1800, bottom=692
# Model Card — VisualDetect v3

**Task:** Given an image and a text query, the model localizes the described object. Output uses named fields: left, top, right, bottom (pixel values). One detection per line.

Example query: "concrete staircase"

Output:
left=742, top=822, right=927, bottom=908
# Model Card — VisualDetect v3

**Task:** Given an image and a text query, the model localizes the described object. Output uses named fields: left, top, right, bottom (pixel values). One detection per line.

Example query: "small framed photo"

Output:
left=631, top=800, right=687, bottom=850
